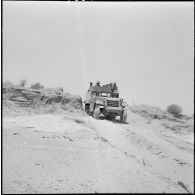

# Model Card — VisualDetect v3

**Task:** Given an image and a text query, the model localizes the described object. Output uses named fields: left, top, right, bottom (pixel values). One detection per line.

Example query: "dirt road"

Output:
left=3, top=111, right=194, bottom=193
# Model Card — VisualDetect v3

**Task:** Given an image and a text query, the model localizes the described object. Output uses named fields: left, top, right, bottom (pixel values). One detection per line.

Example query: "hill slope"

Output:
left=2, top=87, right=194, bottom=193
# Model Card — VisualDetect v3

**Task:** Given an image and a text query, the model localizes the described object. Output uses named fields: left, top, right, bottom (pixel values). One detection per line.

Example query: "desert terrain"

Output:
left=2, top=86, right=194, bottom=193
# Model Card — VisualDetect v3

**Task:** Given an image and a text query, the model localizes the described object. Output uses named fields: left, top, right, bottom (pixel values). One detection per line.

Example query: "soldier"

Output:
left=110, top=82, right=118, bottom=97
left=113, top=82, right=118, bottom=93
left=113, top=90, right=119, bottom=98
left=89, top=82, right=93, bottom=89
left=96, top=81, right=100, bottom=87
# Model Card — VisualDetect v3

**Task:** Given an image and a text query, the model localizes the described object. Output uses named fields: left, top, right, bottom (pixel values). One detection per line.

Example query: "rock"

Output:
left=10, top=97, right=29, bottom=102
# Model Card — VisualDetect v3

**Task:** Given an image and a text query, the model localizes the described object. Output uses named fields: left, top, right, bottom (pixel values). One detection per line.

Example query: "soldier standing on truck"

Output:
left=113, top=90, right=119, bottom=98
left=111, top=82, right=119, bottom=97
left=89, top=82, right=93, bottom=89
left=96, top=81, right=101, bottom=87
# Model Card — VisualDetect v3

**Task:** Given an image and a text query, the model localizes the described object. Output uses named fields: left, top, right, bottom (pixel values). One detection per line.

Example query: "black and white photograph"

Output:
left=2, top=1, right=194, bottom=193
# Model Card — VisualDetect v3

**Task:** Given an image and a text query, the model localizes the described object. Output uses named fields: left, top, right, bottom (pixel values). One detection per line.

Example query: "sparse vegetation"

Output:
left=3, top=83, right=83, bottom=116
left=3, top=80, right=13, bottom=87
left=30, top=82, right=44, bottom=90
left=20, top=79, right=27, bottom=87
left=167, top=104, right=182, bottom=115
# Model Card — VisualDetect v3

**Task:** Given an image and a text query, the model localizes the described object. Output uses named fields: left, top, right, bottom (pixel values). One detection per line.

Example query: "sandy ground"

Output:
left=3, top=110, right=194, bottom=193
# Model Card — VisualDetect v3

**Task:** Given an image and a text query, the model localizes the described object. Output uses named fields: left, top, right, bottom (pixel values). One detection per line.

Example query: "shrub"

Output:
left=167, top=104, right=182, bottom=115
left=31, top=82, right=44, bottom=90
left=20, top=79, right=27, bottom=87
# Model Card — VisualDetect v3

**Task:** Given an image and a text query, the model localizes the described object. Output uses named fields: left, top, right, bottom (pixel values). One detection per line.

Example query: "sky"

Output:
left=3, top=2, right=194, bottom=115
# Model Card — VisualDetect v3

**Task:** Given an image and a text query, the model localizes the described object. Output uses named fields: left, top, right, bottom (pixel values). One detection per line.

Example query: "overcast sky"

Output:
left=3, top=2, right=194, bottom=115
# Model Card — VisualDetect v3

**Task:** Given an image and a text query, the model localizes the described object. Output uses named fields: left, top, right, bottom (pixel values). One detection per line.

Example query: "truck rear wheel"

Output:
left=93, top=107, right=100, bottom=119
left=121, top=110, right=127, bottom=123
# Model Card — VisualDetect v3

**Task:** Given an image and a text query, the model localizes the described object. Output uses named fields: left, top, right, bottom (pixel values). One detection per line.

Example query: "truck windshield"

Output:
left=91, top=91, right=100, bottom=97
left=101, top=93, right=111, bottom=97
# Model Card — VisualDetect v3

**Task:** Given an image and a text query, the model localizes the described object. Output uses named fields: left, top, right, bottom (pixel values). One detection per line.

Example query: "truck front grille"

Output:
left=107, top=100, right=119, bottom=107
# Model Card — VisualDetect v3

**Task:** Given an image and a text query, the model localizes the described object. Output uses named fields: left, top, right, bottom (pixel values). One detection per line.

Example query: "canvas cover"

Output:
left=90, top=86, right=112, bottom=93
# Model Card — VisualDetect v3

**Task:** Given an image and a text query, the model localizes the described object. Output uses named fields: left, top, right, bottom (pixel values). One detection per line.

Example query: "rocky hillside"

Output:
left=3, top=85, right=194, bottom=193
left=129, top=105, right=193, bottom=133
left=3, top=85, right=83, bottom=116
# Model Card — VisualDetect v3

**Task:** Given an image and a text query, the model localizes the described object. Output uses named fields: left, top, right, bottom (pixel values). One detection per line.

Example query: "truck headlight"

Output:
left=96, top=100, right=104, bottom=105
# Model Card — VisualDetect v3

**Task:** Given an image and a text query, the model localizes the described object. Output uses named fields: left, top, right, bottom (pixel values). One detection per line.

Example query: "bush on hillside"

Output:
left=167, top=104, right=182, bottom=115
left=20, top=79, right=27, bottom=87
left=30, top=82, right=44, bottom=90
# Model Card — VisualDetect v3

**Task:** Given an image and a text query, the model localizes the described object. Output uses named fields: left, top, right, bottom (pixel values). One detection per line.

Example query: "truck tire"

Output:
left=111, top=115, right=116, bottom=121
left=121, top=109, right=127, bottom=123
left=107, top=114, right=116, bottom=121
left=85, top=104, right=90, bottom=115
left=89, top=111, right=93, bottom=116
left=93, top=107, right=100, bottom=119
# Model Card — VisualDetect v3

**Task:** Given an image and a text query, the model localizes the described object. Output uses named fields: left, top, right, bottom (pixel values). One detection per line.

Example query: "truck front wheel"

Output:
left=85, top=104, right=90, bottom=115
left=107, top=114, right=116, bottom=121
left=93, top=107, right=101, bottom=119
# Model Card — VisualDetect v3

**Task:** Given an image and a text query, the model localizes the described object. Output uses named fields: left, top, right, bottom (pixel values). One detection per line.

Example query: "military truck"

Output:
left=84, top=82, right=127, bottom=123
